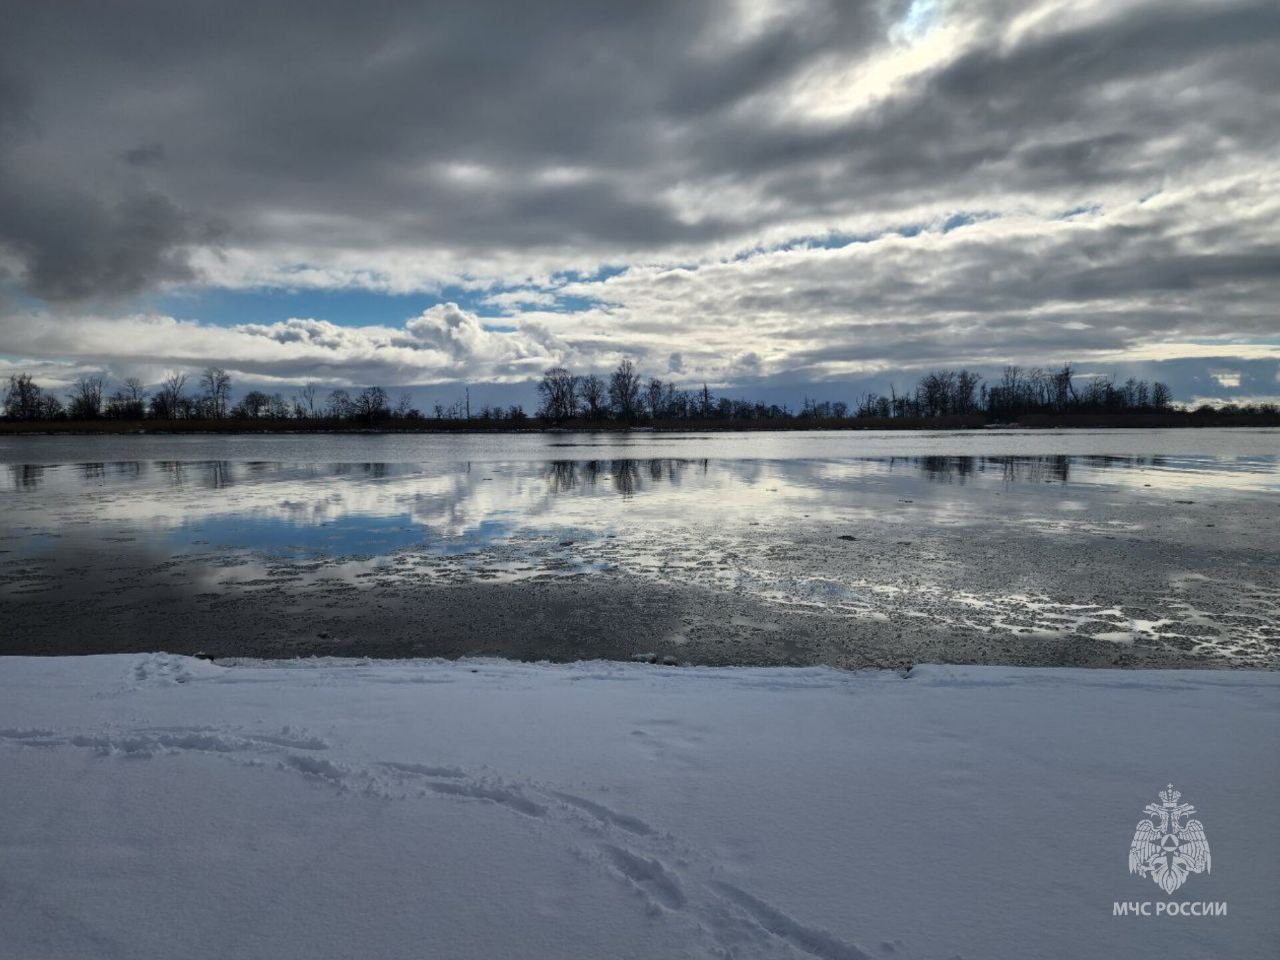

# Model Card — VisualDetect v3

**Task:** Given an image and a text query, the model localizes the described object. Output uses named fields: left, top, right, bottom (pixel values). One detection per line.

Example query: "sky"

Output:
left=1, top=0, right=1278, bottom=410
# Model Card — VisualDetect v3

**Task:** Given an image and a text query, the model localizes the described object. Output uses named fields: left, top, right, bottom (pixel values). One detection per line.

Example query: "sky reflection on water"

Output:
left=3, top=452, right=1277, bottom=562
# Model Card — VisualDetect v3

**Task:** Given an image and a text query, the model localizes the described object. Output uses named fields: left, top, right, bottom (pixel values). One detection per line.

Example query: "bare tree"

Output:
left=1050, top=364, right=1075, bottom=411
left=354, top=386, right=389, bottom=423
left=645, top=377, right=665, bottom=420
left=4, top=373, right=44, bottom=420
left=268, top=393, right=290, bottom=419
left=151, top=371, right=188, bottom=419
left=200, top=367, right=232, bottom=419
left=662, top=382, right=679, bottom=418
left=917, top=370, right=955, bottom=417
left=537, top=367, right=579, bottom=422
left=299, top=382, right=318, bottom=417
left=1127, top=378, right=1150, bottom=408
left=105, top=377, right=148, bottom=419
left=578, top=374, right=606, bottom=419
left=608, top=360, right=641, bottom=420
left=235, top=390, right=272, bottom=418
left=66, top=375, right=105, bottom=419
left=327, top=389, right=353, bottom=419
left=953, top=369, right=982, bottom=414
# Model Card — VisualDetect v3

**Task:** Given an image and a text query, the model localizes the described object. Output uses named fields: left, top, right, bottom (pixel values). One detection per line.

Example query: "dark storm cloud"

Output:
left=0, top=0, right=920, bottom=293
left=2, top=0, right=1276, bottom=277
left=0, top=181, right=220, bottom=301
left=0, top=52, right=219, bottom=300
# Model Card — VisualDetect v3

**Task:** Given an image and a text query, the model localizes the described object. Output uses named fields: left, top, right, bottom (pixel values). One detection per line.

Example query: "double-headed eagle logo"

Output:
left=1128, top=784, right=1211, bottom=894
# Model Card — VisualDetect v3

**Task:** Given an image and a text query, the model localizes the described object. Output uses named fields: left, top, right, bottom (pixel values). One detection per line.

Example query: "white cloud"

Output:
left=0, top=305, right=567, bottom=388
left=480, top=290, right=559, bottom=311
left=6, top=161, right=1279, bottom=395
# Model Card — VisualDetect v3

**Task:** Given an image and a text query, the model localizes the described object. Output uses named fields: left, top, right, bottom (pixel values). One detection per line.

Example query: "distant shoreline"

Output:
left=2, top=410, right=1278, bottom=436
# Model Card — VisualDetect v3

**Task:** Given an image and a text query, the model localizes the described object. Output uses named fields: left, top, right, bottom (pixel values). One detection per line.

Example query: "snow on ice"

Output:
left=0, top=654, right=1276, bottom=959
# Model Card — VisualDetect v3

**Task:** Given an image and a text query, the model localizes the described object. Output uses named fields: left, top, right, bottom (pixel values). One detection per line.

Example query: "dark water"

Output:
left=2, top=430, right=1277, bottom=666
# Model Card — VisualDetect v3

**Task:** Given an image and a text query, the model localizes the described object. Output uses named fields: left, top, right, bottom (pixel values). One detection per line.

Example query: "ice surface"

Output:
left=0, top=653, right=1276, bottom=959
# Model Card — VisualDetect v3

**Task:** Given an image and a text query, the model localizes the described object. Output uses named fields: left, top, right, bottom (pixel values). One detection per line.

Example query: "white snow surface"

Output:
left=0, top=654, right=1276, bottom=960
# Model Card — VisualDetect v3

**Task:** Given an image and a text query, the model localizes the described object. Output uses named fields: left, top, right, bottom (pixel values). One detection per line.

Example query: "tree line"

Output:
left=534, top=360, right=1187, bottom=423
left=1, top=369, right=451, bottom=424
left=846, top=364, right=1176, bottom=421
left=4, top=360, right=1276, bottom=426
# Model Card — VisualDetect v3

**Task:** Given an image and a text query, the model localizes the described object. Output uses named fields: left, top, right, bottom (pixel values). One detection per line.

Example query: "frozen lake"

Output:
left=4, top=425, right=1278, bottom=463
left=2, top=429, right=1278, bottom=666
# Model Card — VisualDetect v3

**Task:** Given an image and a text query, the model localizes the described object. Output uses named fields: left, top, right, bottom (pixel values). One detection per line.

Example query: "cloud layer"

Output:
left=0, top=0, right=1277, bottom=394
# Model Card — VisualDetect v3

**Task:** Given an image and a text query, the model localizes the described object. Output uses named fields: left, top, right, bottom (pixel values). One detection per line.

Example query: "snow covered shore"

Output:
left=1, top=654, right=1276, bottom=959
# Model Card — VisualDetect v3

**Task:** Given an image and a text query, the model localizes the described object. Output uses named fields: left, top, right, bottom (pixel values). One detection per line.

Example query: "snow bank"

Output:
left=0, top=654, right=1276, bottom=959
